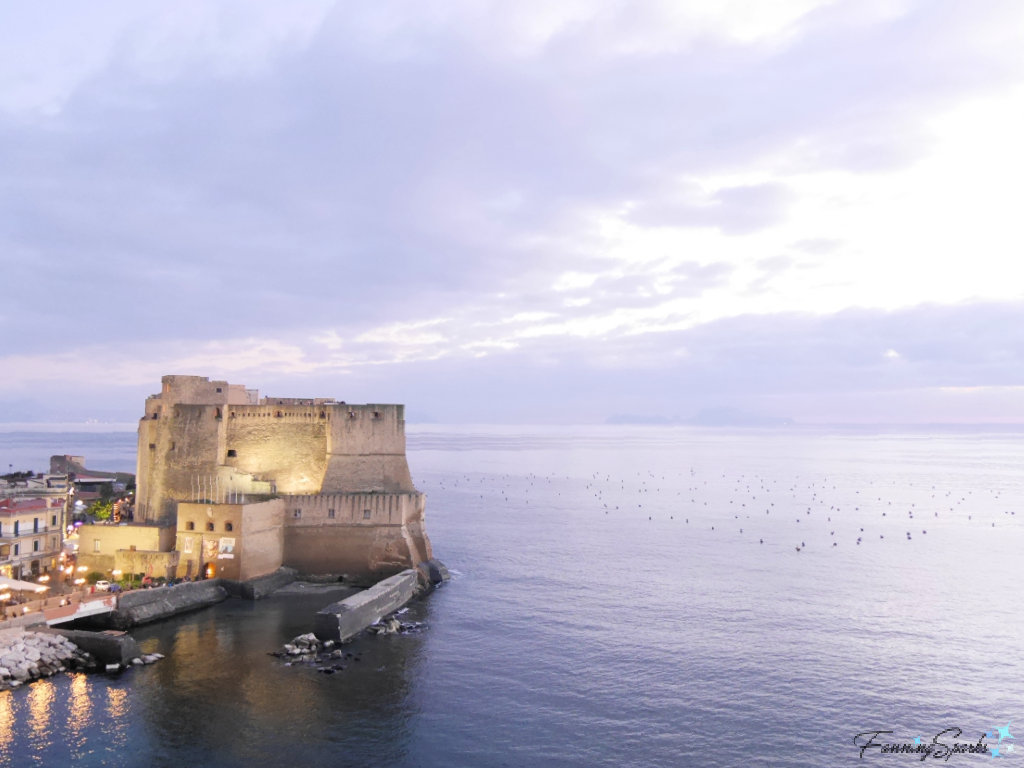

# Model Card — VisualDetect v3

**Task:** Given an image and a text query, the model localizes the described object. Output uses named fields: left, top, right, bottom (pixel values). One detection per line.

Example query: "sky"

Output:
left=1, top=0, right=1023, bottom=424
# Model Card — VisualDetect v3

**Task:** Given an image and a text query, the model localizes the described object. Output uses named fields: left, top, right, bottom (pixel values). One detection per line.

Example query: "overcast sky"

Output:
left=1, top=0, right=1023, bottom=424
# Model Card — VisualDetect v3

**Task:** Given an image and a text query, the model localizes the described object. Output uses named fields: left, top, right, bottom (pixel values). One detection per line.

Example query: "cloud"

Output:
left=629, top=183, right=794, bottom=234
left=0, top=0, right=1023, bottom=422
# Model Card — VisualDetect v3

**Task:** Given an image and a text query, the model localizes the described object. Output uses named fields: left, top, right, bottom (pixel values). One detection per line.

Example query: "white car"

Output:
left=94, top=580, right=111, bottom=592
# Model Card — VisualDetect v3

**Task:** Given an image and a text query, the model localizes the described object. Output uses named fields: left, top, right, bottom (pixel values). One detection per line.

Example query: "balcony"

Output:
left=0, top=526, right=52, bottom=539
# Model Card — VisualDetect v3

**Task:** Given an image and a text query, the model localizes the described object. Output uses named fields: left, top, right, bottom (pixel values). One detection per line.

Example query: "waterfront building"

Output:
left=0, top=496, right=65, bottom=580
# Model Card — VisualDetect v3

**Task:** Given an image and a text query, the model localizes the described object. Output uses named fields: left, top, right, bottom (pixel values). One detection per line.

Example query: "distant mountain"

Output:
left=606, top=407, right=794, bottom=427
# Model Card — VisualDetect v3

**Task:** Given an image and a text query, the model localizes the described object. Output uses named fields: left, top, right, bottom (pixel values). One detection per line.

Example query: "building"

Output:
left=175, top=500, right=283, bottom=580
left=131, top=375, right=433, bottom=582
left=0, top=497, right=66, bottom=579
left=74, top=522, right=178, bottom=580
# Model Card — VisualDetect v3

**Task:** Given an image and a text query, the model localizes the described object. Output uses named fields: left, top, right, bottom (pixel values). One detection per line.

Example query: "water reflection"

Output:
left=28, top=680, right=54, bottom=745
left=0, top=688, right=13, bottom=762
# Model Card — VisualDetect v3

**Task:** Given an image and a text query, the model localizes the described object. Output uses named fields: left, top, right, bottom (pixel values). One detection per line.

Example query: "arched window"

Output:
left=186, top=521, right=195, bottom=531
left=206, top=522, right=215, bottom=532
left=225, top=522, right=233, bottom=532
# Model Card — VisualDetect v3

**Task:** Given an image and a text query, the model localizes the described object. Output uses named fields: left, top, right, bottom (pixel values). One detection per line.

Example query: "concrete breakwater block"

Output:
left=112, top=580, right=228, bottom=627
left=312, top=569, right=418, bottom=642
left=44, top=628, right=143, bottom=666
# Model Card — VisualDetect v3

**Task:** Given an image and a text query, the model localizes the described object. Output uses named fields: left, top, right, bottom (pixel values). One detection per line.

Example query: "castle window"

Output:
left=149, top=443, right=156, bottom=450
left=373, top=411, right=380, bottom=418
left=227, top=449, right=237, bottom=458
left=151, top=412, right=159, bottom=420
left=171, top=442, right=176, bottom=450
left=276, top=411, right=283, bottom=418
left=216, top=387, right=222, bottom=393
left=320, top=411, right=326, bottom=419
left=328, top=508, right=335, bottom=518
left=363, top=510, right=371, bottom=520
left=186, top=521, right=195, bottom=531
left=349, top=411, right=356, bottom=419
left=294, top=509, right=302, bottom=519
left=206, top=523, right=215, bottom=532
left=225, top=522, right=233, bottom=532
left=215, top=407, right=222, bottom=420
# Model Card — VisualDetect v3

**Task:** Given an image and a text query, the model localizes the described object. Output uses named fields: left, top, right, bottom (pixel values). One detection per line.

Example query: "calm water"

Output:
left=1, top=426, right=1023, bottom=767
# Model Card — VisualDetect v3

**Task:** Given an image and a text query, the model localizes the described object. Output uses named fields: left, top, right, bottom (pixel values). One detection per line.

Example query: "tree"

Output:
left=87, top=500, right=113, bottom=521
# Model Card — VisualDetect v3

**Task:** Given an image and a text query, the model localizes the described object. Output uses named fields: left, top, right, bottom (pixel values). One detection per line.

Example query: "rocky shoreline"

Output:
left=0, top=631, right=95, bottom=690
left=0, top=630, right=164, bottom=691
left=273, top=611, right=425, bottom=675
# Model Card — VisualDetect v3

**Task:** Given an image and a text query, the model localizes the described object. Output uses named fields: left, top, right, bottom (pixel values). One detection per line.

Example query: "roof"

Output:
left=0, top=497, right=57, bottom=514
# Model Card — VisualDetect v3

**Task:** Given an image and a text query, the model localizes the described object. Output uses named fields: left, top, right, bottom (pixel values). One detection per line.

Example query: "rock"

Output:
left=0, top=667, right=9, bottom=679
left=132, top=658, right=144, bottom=666
left=330, top=650, right=344, bottom=659
left=105, top=663, right=121, bottom=673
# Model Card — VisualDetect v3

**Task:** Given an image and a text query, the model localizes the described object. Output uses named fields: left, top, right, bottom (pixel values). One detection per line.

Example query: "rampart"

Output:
left=282, top=493, right=431, bottom=580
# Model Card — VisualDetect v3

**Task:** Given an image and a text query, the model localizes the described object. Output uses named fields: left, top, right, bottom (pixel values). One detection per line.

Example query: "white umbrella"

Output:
left=0, top=576, right=49, bottom=593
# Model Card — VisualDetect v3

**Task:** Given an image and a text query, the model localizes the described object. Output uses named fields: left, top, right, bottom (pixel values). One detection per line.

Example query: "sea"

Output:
left=0, top=424, right=1022, bottom=767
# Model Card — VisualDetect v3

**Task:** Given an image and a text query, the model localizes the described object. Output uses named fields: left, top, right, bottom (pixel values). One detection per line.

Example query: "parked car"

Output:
left=94, top=580, right=111, bottom=592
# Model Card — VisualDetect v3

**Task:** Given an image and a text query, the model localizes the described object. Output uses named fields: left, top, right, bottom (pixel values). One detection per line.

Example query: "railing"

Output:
left=0, top=587, right=95, bottom=621
left=0, top=526, right=53, bottom=538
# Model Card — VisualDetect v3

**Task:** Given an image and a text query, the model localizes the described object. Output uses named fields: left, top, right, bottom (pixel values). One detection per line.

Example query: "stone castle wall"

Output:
left=280, top=493, right=431, bottom=581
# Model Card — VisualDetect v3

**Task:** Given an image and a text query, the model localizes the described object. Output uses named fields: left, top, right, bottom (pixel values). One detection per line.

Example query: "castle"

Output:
left=114, top=375, right=433, bottom=582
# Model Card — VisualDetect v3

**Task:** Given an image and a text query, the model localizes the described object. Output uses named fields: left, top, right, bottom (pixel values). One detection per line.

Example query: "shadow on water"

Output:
left=1, top=587, right=434, bottom=768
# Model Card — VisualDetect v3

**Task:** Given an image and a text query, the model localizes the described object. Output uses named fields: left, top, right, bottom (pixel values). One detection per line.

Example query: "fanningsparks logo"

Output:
left=855, top=723, right=1015, bottom=760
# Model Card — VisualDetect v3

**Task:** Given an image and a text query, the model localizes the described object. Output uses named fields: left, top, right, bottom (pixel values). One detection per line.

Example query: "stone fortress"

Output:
left=83, top=375, right=434, bottom=584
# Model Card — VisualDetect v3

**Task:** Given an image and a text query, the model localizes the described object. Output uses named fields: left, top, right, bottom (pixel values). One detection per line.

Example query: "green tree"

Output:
left=87, top=500, right=113, bottom=521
